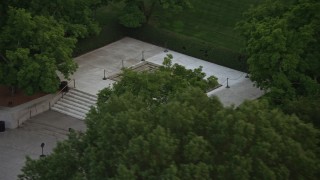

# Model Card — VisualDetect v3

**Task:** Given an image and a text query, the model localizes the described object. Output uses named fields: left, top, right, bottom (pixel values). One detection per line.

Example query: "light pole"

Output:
left=164, top=42, right=168, bottom=52
left=40, top=143, right=46, bottom=158
left=103, top=69, right=107, bottom=80
left=226, top=78, right=230, bottom=88
left=141, top=51, right=145, bottom=61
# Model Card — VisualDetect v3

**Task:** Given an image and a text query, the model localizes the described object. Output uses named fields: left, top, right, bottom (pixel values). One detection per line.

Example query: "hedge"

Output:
left=125, top=25, right=248, bottom=72
left=73, top=23, right=248, bottom=72
left=73, top=23, right=126, bottom=57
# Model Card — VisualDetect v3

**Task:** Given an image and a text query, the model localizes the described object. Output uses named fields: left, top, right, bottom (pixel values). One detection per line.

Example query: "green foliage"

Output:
left=0, top=0, right=106, bottom=94
left=19, top=58, right=320, bottom=179
left=73, top=4, right=127, bottom=56
left=118, top=0, right=251, bottom=70
left=0, top=8, right=77, bottom=94
left=237, top=0, right=320, bottom=100
left=118, top=0, right=191, bottom=28
left=7, top=0, right=104, bottom=38
left=0, top=0, right=12, bottom=27
left=97, top=55, right=219, bottom=106
left=75, top=0, right=262, bottom=70
left=127, top=25, right=246, bottom=71
left=119, top=5, right=147, bottom=28
left=212, top=100, right=320, bottom=179
left=153, top=0, right=262, bottom=52
left=18, top=131, right=86, bottom=180
left=281, top=96, right=320, bottom=129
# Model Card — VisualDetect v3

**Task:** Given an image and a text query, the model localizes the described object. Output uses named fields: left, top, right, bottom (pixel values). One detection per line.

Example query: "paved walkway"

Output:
left=62, top=37, right=164, bottom=95
left=64, top=37, right=264, bottom=106
left=0, top=111, right=85, bottom=180
left=1, top=37, right=264, bottom=180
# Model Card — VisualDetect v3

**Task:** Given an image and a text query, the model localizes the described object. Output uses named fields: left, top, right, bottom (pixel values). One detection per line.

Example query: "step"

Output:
left=66, top=93, right=97, bottom=105
left=52, top=104, right=86, bottom=118
left=53, top=103, right=87, bottom=117
left=69, top=89, right=98, bottom=102
left=59, top=98, right=91, bottom=111
left=63, top=96, right=96, bottom=108
left=52, top=107, right=85, bottom=120
left=71, top=88, right=98, bottom=99
left=70, top=88, right=98, bottom=99
left=68, top=91, right=97, bottom=102
left=56, top=101, right=88, bottom=114
left=51, top=107, right=85, bottom=120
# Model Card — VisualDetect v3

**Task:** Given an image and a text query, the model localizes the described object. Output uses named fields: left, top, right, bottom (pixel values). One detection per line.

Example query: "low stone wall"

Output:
left=0, top=93, right=62, bottom=129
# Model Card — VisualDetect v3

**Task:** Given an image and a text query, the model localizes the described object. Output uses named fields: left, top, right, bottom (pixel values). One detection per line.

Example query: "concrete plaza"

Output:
left=1, top=37, right=264, bottom=179
left=0, top=111, right=85, bottom=180
left=66, top=37, right=264, bottom=106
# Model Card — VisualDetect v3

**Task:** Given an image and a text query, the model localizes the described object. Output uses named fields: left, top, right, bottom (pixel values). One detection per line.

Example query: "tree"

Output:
left=118, top=0, right=191, bottom=28
left=0, top=0, right=10, bottom=27
left=0, top=8, right=77, bottom=95
left=0, top=0, right=108, bottom=95
left=281, top=95, right=320, bottom=128
left=237, top=0, right=320, bottom=100
left=19, top=58, right=320, bottom=179
left=6, top=0, right=104, bottom=38
left=0, top=0, right=109, bottom=95
left=97, top=54, right=218, bottom=105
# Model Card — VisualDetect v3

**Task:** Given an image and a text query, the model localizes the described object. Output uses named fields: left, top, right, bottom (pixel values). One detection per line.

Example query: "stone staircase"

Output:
left=51, top=89, right=97, bottom=120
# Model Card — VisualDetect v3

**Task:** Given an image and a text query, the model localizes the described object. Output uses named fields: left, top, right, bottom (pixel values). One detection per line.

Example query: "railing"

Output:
left=49, top=79, right=76, bottom=109
left=15, top=79, right=75, bottom=127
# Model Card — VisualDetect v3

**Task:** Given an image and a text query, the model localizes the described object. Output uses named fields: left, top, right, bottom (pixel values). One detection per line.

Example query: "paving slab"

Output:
left=67, top=37, right=264, bottom=106
left=1, top=37, right=265, bottom=180
left=147, top=51, right=264, bottom=106
left=0, top=111, right=85, bottom=180
left=62, top=37, right=164, bottom=95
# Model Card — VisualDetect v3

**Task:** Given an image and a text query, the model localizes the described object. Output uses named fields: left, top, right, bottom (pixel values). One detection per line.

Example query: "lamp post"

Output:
left=141, top=51, right=145, bottom=61
left=103, top=69, right=107, bottom=80
left=226, top=78, right=230, bottom=88
left=40, top=143, right=46, bottom=158
left=164, top=42, right=168, bottom=52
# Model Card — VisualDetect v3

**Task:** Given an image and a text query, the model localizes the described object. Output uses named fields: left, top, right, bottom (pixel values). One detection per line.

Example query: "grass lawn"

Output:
left=151, top=0, right=262, bottom=52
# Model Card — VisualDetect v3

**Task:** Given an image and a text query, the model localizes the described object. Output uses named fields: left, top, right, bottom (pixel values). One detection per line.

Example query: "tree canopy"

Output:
left=19, top=58, right=320, bottom=179
left=0, top=0, right=104, bottom=94
left=237, top=0, right=320, bottom=100
left=0, top=8, right=78, bottom=95
left=118, top=0, right=191, bottom=28
left=7, top=0, right=104, bottom=38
